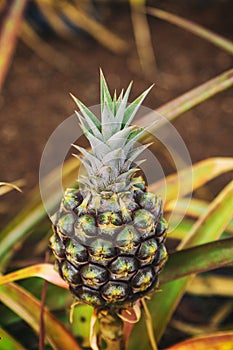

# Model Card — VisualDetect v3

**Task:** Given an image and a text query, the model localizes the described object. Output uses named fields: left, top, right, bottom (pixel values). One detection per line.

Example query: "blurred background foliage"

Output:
left=0, top=0, right=232, bottom=349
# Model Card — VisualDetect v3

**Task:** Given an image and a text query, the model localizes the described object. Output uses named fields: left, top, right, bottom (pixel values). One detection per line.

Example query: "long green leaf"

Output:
left=0, top=283, right=81, bottom=350
left=166, top=198, right=209, bottom=218
left=167, top=199, right=233, bottom=237
left=147, top=7, right=233, bottom=55
left=168, top=218, right=194, bottom=240
left=133, top=68, right=233, bottom=139
left=154, top=180, right=233, bottom=341
left=179, top=180, right=233, bottom=248
left=160, top=238, right=233, bottom=285
left=0, top=157, right=78, bottom=270
left=129, top=180, right=233, bottom=349
left=151, top=157, right=233, bottom=202
left=155, top=68, right=233, bottom=123
left=0, top=327, right=26, bottom=350
left=168, top=218, right=232, bottom=241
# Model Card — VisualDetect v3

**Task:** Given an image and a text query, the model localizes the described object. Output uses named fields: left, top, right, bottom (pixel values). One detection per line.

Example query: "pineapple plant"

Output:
left=49, top=71, right=168, bottom=310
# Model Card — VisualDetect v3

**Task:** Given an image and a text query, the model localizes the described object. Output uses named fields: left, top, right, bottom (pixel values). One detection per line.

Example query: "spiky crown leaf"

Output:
left=72, top=71, right=153, bottom=193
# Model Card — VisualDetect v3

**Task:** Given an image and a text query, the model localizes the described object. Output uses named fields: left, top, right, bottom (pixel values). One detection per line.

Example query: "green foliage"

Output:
left=129, top=180, right=233, bottom=349
left=0, top=283, right=81, bottom=350
left=0, top=327, right=26, bottom=350
left=0, top=1, right=233, bottom=350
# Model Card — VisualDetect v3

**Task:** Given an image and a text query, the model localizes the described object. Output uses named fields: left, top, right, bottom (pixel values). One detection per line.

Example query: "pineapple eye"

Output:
left=137, top=238, right=158, bottom=263
left=119, top=193, right=139, bottom=211
left=80, top=263, right=108, bottom=288
left=156, top=218, right=168, bottom=236
left=88, top=239, right=117, bottom=262
left=138, top=192, right=157, bottom=210
left=133, top=209, right=155, bottom=230
left=109, top=256, right=138, bottom=279
left=63, top=188, right=83, bottom=211
left=116, top=225, right=140, bottom=253
left=99, top=193, right=121, bottom=213
left=75, top=215, right=97, bottom=236
left=71, top=286, right=104, bottom=307
left=131, top=266, right=156, bottom=292
left=49, top=233, right=66, bottom=259
left=98, top=211, right=122, bottom=226
left=98, top=225, right=120, bottom=239
left=65, top=240, right=88, bottom=264
left=101, top=281, right=129, bottom=302
left=151, top=197, right=162, bottom=219
left=61, top=260, right=81, bottom=286
left=57, top=214, right=75, bottom=237
left=155, top=245, right=168, bottom=269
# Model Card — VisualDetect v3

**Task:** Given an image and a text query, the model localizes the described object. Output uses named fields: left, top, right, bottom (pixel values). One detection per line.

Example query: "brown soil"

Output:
left=0, top=0, right=232, bottom=348
left=0, top=1, right=232, bottom=206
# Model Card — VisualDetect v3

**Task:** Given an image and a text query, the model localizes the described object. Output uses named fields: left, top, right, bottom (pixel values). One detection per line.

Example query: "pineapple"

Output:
left=50, top=72, right=168, bottom=309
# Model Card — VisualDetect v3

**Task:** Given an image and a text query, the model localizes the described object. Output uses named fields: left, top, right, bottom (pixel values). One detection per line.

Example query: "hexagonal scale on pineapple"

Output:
left=154, top=244, right=168, bottom=269
left=119, top=192, right=139, bottom=211
left=99, top=194, right=121, bottom=212
left=62, top=188, right=83, bottom=211
left=137, top=238, right=158, bottom=264
left=70, top=285, right=104, bottom=307
left=61, top=260, right=81, bottom=286
left=101, top=281, right=130, bottom=303
left=131, top=266, right=155, bottom=292
left=155, top=217, right=168, bottom=237
left=49, top=232, right=66, bottom=259
left=88, top=239, right=117, bottom=264
left=115, top=225, right=141, bottom=254
left=133, top=209, right=155, bottom=229
left=80, top=263, right=108, bottom=289
left=133, top=209, right=156, bottom=239
left=65, top=239, right=88, bottom=265
left=151, top=197, right=162, bottom=219
left=75, top=214, right=97, bottom=236
left=57, top=213, right=75, bottom=238
left=73, top=227, right=93, bottom=246
left=132, top=176, right=146, bottom=191
left=109, top=255, right=138, bottom=279
left=98, top=224, right=121, bottom=239
left=98, top=211, right=122, bottom=226
left=138, top=192, right=157, bottom=210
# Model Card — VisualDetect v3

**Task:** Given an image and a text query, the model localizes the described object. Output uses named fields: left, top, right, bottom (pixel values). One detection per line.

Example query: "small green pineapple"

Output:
left=50, top=71, right=168, bottom=309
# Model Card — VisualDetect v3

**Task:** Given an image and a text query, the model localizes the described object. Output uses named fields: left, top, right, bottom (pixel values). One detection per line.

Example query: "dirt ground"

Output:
left=0, top=0, right=232, bottom=347
left=0, top=1, right=232, bottom=202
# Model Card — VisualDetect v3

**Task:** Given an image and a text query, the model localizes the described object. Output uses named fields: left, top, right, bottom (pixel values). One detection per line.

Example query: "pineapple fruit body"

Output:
left=51, top=178, right=167, bottom=308
left=49, top=72, right=168, bottom=309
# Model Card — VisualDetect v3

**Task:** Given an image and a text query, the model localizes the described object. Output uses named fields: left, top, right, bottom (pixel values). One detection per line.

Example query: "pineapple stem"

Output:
left=96, top=309, right=125, bottom=350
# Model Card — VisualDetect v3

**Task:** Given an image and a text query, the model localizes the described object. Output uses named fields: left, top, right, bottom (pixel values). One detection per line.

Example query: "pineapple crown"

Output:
left=71, top=70, right=153, bottom=193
